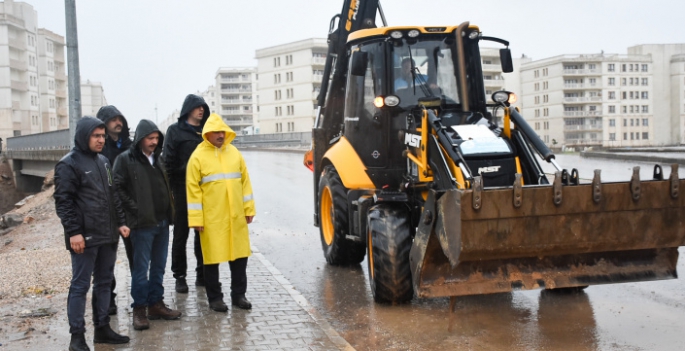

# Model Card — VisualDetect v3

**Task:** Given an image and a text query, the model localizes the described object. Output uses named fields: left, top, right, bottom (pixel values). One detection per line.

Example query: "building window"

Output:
left=543, top=95, right=548, bottom=103
left=609, top=119, right=615, bottom=127
left=623, top=118, right=627, bottom=126
left=623, top=106, right=628, bottom=114
left=534, top=83, right=539, bottom=91
left=609, top=133, right=616, bottom=141
left=543, top=81, right=548, bottom=89
left=543, top=108, right=548, bottom=117
left=641, top=91, right=648, bottom=99
left=608, top=63, right=615, bottom=72
left=286, top=55, right=293, bottom=65
left=642, top=118, right=649, bottom=126
left=630, top=132, right=634, bottom=140
left=621, top=78, right=626, bottom=86
left=609, top=106, right=616, bottom=114
left=608, top=77, right=615, bottom=86
left=534, top=70, right=539, bottom=78
left=622, top=64, right=627, bottom=72
left=641, top=64, right=648, bottom=72
left=642, top=106, right=649, bottom=114
left=535, top=96, right=540, bottom=104
left=542, top=68, right=548, bottom=76
left=535, top=109, right=540, bottom=117
left=622, top=91, right=627, bottom=100
left=642, top=132, right=649, bottom=139
left=641, top=78, right=648, bottom=86
left=609, top=91, right=615, bottom=99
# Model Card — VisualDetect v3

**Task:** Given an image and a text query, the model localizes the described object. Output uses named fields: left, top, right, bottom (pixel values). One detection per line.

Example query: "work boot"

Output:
left=69, top=333, right=90, bottom=351
left=148, top=300, right=182, bottom=320
left=132, top=306, right=149, bottom=330
left=195, top=276, right=205, bottom=287
left=93, top=324, right=130, bottom=344
left=175, top=278, right=188, bottom=293
left=232, top=295, right=252, bottom=310
left=209, top=299, right=228, bottom=312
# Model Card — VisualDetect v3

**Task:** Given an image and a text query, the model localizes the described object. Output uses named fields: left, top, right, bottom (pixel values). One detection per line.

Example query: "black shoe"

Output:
left=69, top=333, right=90, bottom=351
left=175, top=278, right=189, bottom=293
left=232, top=295, right=252, bottom=310
left=195, top=277, right=205, bottom=287
left=93, top=324, right=130, bottom=344
left=209, top=299, right=228, bottom=312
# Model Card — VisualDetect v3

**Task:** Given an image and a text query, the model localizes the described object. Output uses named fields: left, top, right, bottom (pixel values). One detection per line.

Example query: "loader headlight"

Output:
left=384, top=95, right=400, bottom=107
left=492, top=90, right=516, bottom=106
left=468, top=31, right=480, bottom=40
left=390, top=31, right=403, bottom=39
left=374, top=96, right=385, bottom=108
left=408, top=29, right=420, bottom=38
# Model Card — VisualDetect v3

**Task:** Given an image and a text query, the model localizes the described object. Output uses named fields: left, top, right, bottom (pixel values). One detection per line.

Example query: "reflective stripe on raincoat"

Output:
left=186, top=114, right=256, bottom=264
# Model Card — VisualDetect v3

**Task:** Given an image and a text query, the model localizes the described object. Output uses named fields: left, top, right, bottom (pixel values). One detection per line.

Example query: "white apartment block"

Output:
left=255, top=38, right=327, bottom=134
left=0, top=0, right=67, bottom=140
left=214, top=68, right=257, bottom=134
left=520, top=44, right=685, bottom=149
left=80, top=80, right=106, bottom=117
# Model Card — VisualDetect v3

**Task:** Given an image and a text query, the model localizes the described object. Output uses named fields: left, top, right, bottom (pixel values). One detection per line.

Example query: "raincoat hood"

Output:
left=202, top=114, right=236, bottom=148
left=133, top=119, right=164, bottom=154
left=74, top=116, right=106, bottom=154
left=179, top=94, right=210, bottom=125
left=96, top=105, right=130, bottom=140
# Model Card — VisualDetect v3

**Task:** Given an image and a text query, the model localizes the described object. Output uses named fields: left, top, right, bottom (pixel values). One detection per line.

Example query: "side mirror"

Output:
left=500, top=48, right=513, bottom=73
left=350, top=51, right=368, bottom=76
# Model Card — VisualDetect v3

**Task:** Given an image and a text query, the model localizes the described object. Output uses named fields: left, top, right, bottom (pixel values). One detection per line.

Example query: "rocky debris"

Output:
left=14, top=195, right=34, bottom=209
left=22, top=216, right=34, bottom=224
left=41, top=170, right=54, bottom=191
left=18, top=308, right=56, bottom=318
left=1, top=173, right=9, bottom=181
left=0, top=248, right=71, bottom=299
left=0, top=213, right=24, bottom=229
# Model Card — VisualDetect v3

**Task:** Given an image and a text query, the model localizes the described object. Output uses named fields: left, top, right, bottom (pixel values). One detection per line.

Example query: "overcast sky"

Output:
left=24, top=0, right=685, bottom=128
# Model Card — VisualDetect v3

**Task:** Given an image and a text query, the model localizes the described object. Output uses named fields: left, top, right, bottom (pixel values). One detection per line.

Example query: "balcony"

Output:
left=222, top=110, right=243, bottom=115
left=312, top=57, right=326, bottom=65
left=563, top=124, right=603, bottom=131
left=10, top=80, right=27, bottom=91
left=481, top=64, right=501, bottom=72
left=563, top=97, right=603, bottom=103
left=0, top=13, right=25, bottom=27
left=57, top=107, right=68, bottom=116
left=8, top=37, right=26, bottom=50
left=9, top=59, right=27, bottom=71
left=55, top=89, right=67, bottom=98
left=564, top=138, right=602, bottom=146
left=563, top=68, right=601, bottom=75
left=563, top=111, right=602, bottom=117
left=221, top=88, right=252, bottom=93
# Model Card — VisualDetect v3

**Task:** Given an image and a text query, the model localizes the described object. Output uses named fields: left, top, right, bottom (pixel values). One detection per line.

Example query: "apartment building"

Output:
left=214, top=67, right=257, bottom=134
left=80, top=80, right=106, bottom=117
left=0, top=0, right=66, bottom=140
left=520, top=44, right=685, bottom=148
left=255, top=38, right=327, bottom=134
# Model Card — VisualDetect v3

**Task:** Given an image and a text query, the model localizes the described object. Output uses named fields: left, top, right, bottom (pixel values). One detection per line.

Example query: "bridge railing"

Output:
left=233, top=132, right=311, bottom=147
left=6, top=129, right=70, bottom=151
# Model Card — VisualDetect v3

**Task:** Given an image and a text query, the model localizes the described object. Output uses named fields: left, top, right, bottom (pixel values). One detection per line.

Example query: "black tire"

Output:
left=318, top=166, right=365, bottom=265
left=367, top=204, right=414, bottom=304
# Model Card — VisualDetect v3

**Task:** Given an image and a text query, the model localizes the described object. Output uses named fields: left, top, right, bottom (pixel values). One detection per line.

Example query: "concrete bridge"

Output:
left=3, top=129, right=311, bottom=193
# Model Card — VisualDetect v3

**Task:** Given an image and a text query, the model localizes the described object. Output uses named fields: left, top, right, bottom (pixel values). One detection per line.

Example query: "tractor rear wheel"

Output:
left=367, top=204, right=414, bottom=304
left=318, top=165, right=365, bottom=265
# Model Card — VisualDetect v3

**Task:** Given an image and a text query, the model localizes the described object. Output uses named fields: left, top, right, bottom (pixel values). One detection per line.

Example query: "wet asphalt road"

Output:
left=244, top=150, right=685, bottom=351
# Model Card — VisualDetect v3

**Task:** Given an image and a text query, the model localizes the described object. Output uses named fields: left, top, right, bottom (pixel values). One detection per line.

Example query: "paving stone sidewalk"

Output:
left=104, top=241, right=354, bottom=351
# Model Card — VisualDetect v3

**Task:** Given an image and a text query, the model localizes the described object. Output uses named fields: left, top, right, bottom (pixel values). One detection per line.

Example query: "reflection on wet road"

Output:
left=244, top=150, right=685, bottom=350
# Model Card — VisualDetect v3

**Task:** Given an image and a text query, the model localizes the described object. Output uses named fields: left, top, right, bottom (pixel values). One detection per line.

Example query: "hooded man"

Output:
left=54, top=116, right=130, bottom=351
left=113, top=119, right=181, bottom=331
left=163, top=94, right=210, bottom=293
left=186, top=114, right=256, bottom=312
left=96, top=105, right=133, bottom=315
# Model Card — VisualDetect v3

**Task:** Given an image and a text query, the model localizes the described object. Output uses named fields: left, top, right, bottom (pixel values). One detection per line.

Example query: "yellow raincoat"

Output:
left=186, top=114, right=256, bottom=264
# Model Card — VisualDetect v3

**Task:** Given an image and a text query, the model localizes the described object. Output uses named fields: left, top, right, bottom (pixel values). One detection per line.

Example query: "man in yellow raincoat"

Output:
left=186, top=114, right=256, bottom=312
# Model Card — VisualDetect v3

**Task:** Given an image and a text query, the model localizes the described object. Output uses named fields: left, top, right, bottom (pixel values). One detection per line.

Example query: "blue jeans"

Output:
left=130, top=220, right=169, bottom=307
left=68, top=243, right=117, bottom=334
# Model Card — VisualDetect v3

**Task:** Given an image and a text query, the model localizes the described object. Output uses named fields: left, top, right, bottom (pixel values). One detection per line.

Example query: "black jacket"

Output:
left=54, top=116, right=126, bottom=251
left=113, top=119, right=174, bottom=229
left=96, top=105, right=132, bottom=164
left=162, top=94, right=210, bottom=191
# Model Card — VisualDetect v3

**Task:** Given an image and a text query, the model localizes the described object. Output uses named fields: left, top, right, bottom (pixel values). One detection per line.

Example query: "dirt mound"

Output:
left=0, top=157, right=26, bottom=215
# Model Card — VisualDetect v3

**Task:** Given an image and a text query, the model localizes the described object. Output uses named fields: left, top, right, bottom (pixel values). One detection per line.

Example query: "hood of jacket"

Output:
left=133, top=119, right=164, bottom=155
left=96, top=105, right=130, bottom=140
left=201, top=114, right=236, bottom=149
left=74, top=116, right=106, bottom=154
left=179, top=94, right=210, bottom=125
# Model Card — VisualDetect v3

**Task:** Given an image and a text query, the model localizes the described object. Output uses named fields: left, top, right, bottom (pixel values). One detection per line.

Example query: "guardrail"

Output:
left=6, top=129, right=70, bottom=150
left=234, top=132, right=311, bottom=147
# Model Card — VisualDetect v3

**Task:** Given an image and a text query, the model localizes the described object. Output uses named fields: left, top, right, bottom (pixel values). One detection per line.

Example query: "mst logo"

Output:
left=404, top=133, right=421, bottom=148
left=345, top=0, right=360, bottom=31
left=478, top=166, right=501, bottom=174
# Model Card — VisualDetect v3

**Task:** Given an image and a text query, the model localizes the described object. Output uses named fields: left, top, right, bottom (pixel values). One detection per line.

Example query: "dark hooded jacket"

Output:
left=54, top=116, right=126, bottom=251
left=96, top=105, right=132, bottom=164
left=113, top=119, right=174, bottom=229
left=162, top=94, right=210, bottom=193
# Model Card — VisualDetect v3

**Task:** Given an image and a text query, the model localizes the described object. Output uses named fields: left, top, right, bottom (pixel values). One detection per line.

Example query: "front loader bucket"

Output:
left=409, top=174, right=685, bottom=298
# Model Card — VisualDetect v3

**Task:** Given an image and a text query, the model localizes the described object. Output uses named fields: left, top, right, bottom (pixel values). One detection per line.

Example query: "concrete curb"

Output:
left=251, top=246, right=356, bottom=351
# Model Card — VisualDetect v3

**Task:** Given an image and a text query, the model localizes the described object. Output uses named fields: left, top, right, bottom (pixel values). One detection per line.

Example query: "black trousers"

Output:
left=171, top=189, right=203, bottom=280
left=92, top=236, right=133, bottom=317
left=204, top=257, right=248, bottom=303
